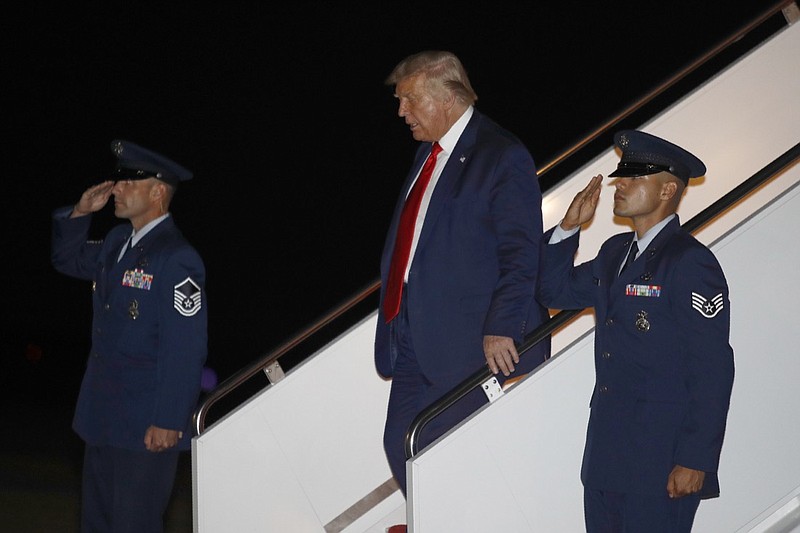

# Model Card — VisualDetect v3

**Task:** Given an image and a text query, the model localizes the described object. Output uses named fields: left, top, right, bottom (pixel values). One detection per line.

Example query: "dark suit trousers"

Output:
left=383, top=285, right=488, bottom=496
left=81, top=444, right=180, bottom=533
left=584, top=487, right=701, bottom=533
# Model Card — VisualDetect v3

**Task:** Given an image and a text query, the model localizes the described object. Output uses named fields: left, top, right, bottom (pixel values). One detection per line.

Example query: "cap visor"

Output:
left=608, top=168, right=653, bottom=178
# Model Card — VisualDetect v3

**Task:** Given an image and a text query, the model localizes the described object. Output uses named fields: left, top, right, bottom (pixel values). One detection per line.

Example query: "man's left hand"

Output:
left=484, top=335, right=519, bottom=376
left=667, top=464, right=705, bottom=498
left=144, top=425, right=183, bottom=452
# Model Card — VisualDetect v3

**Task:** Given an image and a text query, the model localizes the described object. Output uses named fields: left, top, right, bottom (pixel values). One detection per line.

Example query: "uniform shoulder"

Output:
left=147, top=223, right=203, bottom=259
left=668, top=229, right=725, bottom=271
left=670, top=228, right=712, bottom=254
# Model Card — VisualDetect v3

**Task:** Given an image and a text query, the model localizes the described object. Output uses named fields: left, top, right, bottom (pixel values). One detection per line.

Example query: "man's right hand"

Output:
left=560, top=174, right=603, bottom=231
left=71, top=180, right=115, bottom=218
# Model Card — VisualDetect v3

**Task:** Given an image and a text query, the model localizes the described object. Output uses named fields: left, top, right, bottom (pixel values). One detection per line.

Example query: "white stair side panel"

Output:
left=194, top=313, right=394, bottom=532
left=409, top=173, right=800, bottom=533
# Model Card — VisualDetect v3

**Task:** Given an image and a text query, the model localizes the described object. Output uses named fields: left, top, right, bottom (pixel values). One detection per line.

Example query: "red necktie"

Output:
left=383, top=142, right=443, bottom=323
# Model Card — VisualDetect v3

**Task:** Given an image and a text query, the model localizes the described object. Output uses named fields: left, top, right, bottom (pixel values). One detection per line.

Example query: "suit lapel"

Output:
left=415, top=111, right=480, bottom=253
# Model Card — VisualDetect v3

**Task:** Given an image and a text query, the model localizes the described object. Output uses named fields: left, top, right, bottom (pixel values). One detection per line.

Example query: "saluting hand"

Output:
left=71, top=180, right=115, bottom=218
left=560, top=174, right=603, bottom=231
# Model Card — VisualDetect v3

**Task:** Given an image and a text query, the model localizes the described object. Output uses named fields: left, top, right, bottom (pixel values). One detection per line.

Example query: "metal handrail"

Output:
left=194, top=0, right=794, bottom=436
left=536, top=0, right=795, bottom=177
left=406, top=142, right=800, bottom=458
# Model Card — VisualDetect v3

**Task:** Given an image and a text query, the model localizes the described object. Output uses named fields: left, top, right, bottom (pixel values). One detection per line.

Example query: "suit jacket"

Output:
left=538, top=216, right=734, bottom=497
left=375, top=109, right=550, bottom=383
left=51, top=210, right=207, bottom=451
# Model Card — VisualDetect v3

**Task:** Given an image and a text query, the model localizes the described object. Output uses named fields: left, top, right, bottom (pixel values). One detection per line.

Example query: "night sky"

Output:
left=5, top=2, right=783, bottom=403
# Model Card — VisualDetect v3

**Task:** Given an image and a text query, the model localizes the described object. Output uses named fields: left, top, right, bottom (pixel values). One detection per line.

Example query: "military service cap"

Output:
left=609, top=130, right=706, bottom=184
left=110, top=140, right=193, bottom=187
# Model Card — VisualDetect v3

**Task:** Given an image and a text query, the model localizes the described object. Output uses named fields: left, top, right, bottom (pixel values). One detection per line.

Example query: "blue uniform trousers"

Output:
left=81, top=444, right=180, bottom=533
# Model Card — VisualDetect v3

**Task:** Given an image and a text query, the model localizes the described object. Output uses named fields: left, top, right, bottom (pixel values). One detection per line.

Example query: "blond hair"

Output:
left=385, top=50, right=478, bottom=106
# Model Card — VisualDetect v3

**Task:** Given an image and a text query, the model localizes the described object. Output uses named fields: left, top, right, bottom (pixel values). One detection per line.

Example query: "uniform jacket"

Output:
left=538, top=216, right=734, bottom=497
left=51, top=210, right=207, bottom=451
left=375, top=109, right=550, bottom=383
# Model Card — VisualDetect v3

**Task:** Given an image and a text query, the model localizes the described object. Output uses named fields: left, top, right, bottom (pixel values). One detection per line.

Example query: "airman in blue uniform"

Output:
left=538, top=130, right=735, bottom=533
left=51, top=140, right=207, bottom=533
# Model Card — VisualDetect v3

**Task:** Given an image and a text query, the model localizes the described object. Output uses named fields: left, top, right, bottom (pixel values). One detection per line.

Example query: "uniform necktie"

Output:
left=383, top=142, right=443, bottom=323
left=118, top=236, right=133, bottom=263
left=619, top=240, right=638, bottom=276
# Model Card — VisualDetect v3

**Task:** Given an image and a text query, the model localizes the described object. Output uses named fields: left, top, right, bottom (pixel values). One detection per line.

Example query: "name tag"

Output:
left=626, top=284, right=661, bottom=297
left=122, top=269, right=153, bottom=290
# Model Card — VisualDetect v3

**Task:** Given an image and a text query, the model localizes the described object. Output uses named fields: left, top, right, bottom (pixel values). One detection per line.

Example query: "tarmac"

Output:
left=2, top=402, right=193, bottom=532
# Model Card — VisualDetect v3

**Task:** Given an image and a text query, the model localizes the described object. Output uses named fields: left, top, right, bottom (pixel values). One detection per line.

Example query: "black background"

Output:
left=4, top=2, right=783, bottom=404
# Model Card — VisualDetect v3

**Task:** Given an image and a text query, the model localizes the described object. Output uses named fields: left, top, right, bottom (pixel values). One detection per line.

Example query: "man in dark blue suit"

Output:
left=538, top=130, right=735, bottom=532
left=376, top=50, right=551, bottom=504
left=51, top=140, right=207, bottom=533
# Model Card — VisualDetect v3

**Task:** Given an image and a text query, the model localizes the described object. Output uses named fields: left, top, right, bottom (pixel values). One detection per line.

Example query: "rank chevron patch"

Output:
left=691, top=292, right=723, bottom=318
left=174, top=277, right=202, bottom=317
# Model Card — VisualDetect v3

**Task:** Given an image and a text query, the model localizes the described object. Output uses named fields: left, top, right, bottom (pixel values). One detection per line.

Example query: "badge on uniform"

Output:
left=122, top=269, right=153, bottom=290
left=129, top=299, right=139, bottom=320
left=635, top=310, right=650, bottom=331
left=174, top=277, right=202, bottom=317
left=692, top=292, right=723, bottom=318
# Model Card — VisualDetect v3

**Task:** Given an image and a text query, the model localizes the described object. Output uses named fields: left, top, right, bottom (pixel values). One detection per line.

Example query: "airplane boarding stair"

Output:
left=193, top=7, right=800, bottom=532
